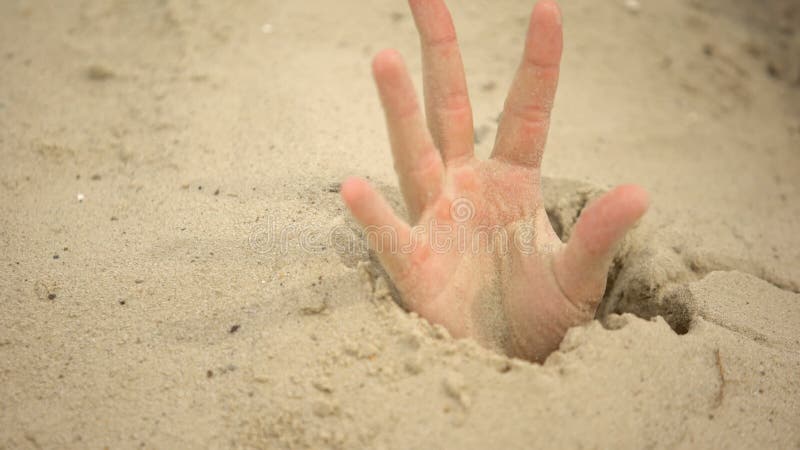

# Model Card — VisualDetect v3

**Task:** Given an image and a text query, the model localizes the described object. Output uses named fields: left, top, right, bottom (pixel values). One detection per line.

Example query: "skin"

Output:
left=341, top=0, right=649, bottom=362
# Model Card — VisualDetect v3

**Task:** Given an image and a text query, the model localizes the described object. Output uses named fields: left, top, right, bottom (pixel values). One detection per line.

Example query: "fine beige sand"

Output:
left=1, top=0, right=799, bottom=448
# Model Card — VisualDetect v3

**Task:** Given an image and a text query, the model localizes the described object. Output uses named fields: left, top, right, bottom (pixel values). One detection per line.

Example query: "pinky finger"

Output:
left=340, top=177, right=413, bottom=278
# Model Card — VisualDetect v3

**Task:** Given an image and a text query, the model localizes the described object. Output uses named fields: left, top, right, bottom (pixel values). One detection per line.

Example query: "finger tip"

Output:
left=527, top=0, right=563, bottom=59
left=372, top=49, right=403, bottom=77
left=534, top=0, right=562, bottom=24
left=340, top=177, right=368, bottom=206
left=572, top=184, right=649, bottom=255
left=536, top=0, right=561, bottom=12
left=614, top=184, right=650, bottom=219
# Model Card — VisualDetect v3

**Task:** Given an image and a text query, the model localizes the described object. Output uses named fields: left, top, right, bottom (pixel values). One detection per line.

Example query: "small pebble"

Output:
left=312, top=377, right=333, bottom=393
left=624, top=0, right=641, bottom=13
left=404, top=355, right=423, bottom=375
left=311, top=399, right=339, bottom=417
left=357, top=342, right=379, bottom=360
left=77, top=193, right=85, bottom=202
left=432, top=324, right=451, bottom=340
left=300, top=298, right=328, bottom=315
left=253, top=373, right=270, bottom=384
left=443, top=371, right=471, bottom=409
left=401, top=329, right=423, bottom=350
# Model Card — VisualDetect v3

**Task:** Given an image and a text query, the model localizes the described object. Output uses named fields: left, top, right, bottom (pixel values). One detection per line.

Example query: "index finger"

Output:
left=491, top=0, right=562, bottom=167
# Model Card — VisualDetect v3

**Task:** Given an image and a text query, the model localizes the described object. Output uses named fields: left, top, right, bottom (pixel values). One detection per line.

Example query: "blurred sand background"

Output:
left=1, top=0, right=799, bottom=448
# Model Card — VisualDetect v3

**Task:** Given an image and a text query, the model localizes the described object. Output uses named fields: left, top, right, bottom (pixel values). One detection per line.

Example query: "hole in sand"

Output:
left=542, top=177, right=693, bottom=336
left=341, top=177, right=695, bottom=337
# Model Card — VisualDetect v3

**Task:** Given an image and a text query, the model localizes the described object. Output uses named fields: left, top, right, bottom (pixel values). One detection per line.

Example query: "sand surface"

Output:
left=1, top=0, right=799, bottom=448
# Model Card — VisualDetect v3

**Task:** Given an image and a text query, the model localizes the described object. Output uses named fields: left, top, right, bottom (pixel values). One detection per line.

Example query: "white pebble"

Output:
left=624, top=0, right=641, bottom=13
left=77, top=193, right=85, bottom=202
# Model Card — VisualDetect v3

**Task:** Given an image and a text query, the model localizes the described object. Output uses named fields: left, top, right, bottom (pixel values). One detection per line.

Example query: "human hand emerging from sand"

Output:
left=341, top=0, right=649, bottom=362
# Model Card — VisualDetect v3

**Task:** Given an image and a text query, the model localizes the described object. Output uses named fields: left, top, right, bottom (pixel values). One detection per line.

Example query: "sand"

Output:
left=1, top=0, right=799, bottom=448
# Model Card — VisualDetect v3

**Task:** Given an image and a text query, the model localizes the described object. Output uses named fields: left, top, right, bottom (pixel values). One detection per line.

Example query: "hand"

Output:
left=341, top=0, right=649, bottom=362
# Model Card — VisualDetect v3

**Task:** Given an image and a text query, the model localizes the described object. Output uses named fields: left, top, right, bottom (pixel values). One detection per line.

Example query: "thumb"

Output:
left=340, top=177, right=413, bottom=280
left=553, top=184, right=649, bottom=309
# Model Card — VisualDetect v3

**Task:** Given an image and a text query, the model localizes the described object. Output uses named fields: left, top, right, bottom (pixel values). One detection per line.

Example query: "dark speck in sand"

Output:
left=207, top=370, right=214, bottom=378
left=91, top=174, right=102, bottom=181
left=47, top=293, right=56, bottom=300
left=134, top=279, right=144, bottom=284
left=86, top=64, right=115, bottom=81
left=198, top=185, right=203, bottom=191
left=214, top=188, right=220, bottom=196
left=119, top=300, right=126, bottom=305
left=229, top=324, right=240, bottom=334
left=766, top=62, right=780, bottom=79
left=53, top=254, right=59, bottom=260
left=326, top=182, right=341, bottom=193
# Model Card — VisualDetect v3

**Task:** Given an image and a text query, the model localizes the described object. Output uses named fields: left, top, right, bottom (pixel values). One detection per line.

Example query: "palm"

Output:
left=342, top=0, right=648, bottom=362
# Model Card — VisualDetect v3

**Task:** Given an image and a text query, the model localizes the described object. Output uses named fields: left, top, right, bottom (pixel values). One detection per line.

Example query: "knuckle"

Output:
left=437, top=91, right=472, bottom=118
left=425, top=32, right=458, bottom=49
left=391, top=99, right=422, bottom=121
left=507, top=101, right=551, bottom=130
